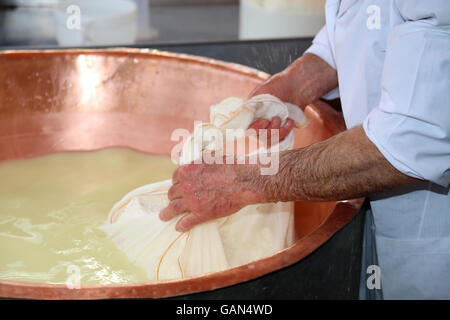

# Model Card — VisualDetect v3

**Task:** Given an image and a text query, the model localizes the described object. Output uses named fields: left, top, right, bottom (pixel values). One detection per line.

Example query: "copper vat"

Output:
left=0, top=48, right=363, bottom=299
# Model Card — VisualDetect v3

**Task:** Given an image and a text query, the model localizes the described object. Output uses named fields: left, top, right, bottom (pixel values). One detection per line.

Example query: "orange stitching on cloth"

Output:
left=212, top=113, right=229, bottom=122
left=157, top=232, right=185, bottom=281
left=177, top=231, right=191, bottom=279
left=192, top=98, right=308, bottom=158
left=110, top=199, right=132, bottom=223
left=109, top=187, right=169, bottom=223
left=213, top=97, right=308, bottom=128
left=219, top=216, right=231, bottom=229
left=177, top=258, right=184, bottom=279
left=296, top=119, right=309, bottom=128
left=211, top=103, right=255, bottom=127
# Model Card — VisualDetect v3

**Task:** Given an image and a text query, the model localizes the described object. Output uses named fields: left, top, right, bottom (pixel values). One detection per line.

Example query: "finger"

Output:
left=167, top=183, right=183, bottom=201
left=159, top=199, right=189, bottom=222
left=248, top=118, right=270, bottom=131
left=267, top=117, right=281, bottom=138
left=172, top=167, right=183, bottom=185
left=266, top=117, right=282, bottom=145
left=248, top=87, right=263, bottom=99
left=248, top=81, right=272, bottom=99
left=267, top=116, right=282, bottom=131
left=279, top=118, right=295, bottom=141
left=172, top=164, right=191, bottom=185
left=175, top=213, right=206, bottom=232
left=248, top=119, right=270, bottom=145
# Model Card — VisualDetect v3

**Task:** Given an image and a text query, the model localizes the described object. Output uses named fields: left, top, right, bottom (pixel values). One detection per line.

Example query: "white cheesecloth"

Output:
left=100, top=94, right=309, bottom=281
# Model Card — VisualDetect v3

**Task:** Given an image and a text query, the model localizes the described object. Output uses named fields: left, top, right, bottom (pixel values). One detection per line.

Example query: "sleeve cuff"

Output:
left=304, top=45, right=340, bottom=100
left=363, top=110, right=450, bottom=187
left=304, top=43, right=336, bottom=71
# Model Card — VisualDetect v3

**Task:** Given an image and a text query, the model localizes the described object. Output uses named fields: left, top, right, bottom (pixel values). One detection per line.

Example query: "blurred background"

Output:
left=0, top=0, right=326, bottom=48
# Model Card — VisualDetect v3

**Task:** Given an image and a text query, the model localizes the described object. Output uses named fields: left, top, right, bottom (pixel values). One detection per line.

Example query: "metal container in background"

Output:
left=0, top=0, right=156, bottom=47
left=0, top=48, right=363, bottom=299
left=54, top=0, right=138, bottom=47
left=239, top=0, right=326, bottom=40
left=0, top=0, right=57, bottom=45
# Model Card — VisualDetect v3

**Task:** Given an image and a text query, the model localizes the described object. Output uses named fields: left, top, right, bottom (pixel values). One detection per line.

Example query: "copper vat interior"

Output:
left=0, top=48, right=363, bottom=299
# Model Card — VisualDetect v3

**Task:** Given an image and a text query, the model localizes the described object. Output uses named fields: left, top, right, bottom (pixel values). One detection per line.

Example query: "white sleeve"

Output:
left=304, top=26, right=337, bottom=70
left=363, top=2, right=450, bottom=187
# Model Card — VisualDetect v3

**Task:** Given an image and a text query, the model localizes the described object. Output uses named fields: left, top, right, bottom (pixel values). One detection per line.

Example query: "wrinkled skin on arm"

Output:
left=249, top=53, right=339, bottom=109
left=160, top=54, right=420, bottom=232
left=246, top=53, right=340, bottom=134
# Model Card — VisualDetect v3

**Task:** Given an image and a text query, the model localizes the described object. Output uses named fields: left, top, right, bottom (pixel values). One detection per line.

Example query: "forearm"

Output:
left=286, top=53, right=339, bottom=108
left=161, top=126, right=420, bottom=231
left=252, top=53, right=339, bottom=109
left=240, top=126, right=420, bottom=202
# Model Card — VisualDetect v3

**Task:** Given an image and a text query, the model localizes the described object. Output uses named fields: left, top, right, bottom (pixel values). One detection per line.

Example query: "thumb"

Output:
left=175, top=213, right=206, bottom=232
left=248, top=81, right=273, bottom=99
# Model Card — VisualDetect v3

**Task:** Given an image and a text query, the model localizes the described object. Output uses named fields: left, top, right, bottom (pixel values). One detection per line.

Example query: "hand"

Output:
left=247, top=56, right=312, bottom=144
left=248, top=116, right=295, bottom=148
left=159, top=161, right=264, bottom=232
left=249, top=53, right=339, bottom=111
left=249, top=70, right=294, bottom=103
left=247, top=70, right=296, bottom=145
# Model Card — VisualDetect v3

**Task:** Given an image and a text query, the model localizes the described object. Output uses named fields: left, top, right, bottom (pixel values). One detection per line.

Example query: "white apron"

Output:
left=306, top=0, right=450, bottom=299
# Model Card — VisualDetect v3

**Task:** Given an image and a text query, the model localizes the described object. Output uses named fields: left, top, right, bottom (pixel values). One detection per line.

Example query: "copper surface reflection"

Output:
left=0, top=48, right=362, bottom=299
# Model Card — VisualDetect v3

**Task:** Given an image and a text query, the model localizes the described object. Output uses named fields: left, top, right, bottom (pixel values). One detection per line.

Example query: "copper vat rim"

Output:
left=0, top=48, right=364, bottom=299
left=0, top=47, right=270, bottom=81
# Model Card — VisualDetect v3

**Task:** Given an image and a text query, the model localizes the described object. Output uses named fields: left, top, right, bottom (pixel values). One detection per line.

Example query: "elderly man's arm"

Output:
left=243, top=126, right=419, bottom=203
left=249, top=52, right=338, bottom=109
left=246, top=52, right=339, bottom=135
left=160, top=6, right=450, bottom=232
left=160, top=126, right=419, bottom=232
